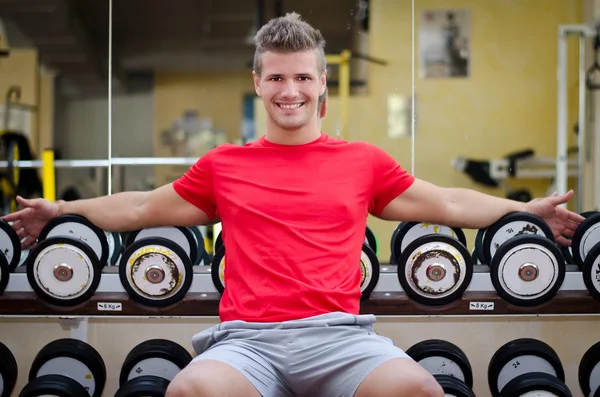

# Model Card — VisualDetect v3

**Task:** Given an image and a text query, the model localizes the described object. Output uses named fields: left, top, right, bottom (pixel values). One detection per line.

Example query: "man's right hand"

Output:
left=2, top=196, right=61, bottom=248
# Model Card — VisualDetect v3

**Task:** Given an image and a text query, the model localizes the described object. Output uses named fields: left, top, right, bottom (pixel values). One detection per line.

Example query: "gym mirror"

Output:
left=105, top=0, right=414, bottom=262
left=411, top=1, right=596, bottom=248
left=0, top=1, right=111, bottom=213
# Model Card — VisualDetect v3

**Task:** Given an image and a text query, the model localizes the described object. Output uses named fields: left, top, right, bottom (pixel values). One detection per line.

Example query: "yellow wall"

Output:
left=254, top=0, right=583, bottom=261
left=152, top=70, right=254, bottom=185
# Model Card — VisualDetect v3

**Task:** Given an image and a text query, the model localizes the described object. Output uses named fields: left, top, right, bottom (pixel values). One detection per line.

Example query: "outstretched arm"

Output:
left=2, top=183, right=214, bottom=247
left=378, top=178, right=585, bottom=246
left=57, top=183, right=213, bottom=230
left=378, top=179, right=526, bottom=228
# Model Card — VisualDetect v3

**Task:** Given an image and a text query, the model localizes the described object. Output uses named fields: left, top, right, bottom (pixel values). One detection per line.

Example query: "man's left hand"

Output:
left=526, top=190, right=586, bottom=246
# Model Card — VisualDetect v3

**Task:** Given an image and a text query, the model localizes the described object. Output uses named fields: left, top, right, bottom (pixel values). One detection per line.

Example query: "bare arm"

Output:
left=57, top=183, right=213, bottom=232
left=378, top=178, right=527, bottom=229
left=4, top=183, right=215, bottom=247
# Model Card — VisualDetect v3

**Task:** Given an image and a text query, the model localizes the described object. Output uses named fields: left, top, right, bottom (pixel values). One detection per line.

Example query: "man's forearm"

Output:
left=57, top=191, right=148, bottom=232
left=445, top=187, right=529, bottom=229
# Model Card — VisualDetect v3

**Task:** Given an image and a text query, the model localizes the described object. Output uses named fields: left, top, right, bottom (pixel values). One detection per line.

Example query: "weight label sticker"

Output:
left=469, top=302, right=494, bottom=310
left=97, top=302, right=122, bottom=311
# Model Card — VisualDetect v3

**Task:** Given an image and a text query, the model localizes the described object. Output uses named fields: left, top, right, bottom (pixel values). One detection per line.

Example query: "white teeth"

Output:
left=279, top=103, right=302, bottom=109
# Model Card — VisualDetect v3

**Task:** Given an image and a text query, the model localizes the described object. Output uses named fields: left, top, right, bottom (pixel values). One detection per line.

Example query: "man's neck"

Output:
left=264, top=120, right=321, bottom=145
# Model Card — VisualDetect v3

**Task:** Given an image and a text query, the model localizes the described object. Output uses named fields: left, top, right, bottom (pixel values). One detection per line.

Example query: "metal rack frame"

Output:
left=557, top=24, right=600, bottom=212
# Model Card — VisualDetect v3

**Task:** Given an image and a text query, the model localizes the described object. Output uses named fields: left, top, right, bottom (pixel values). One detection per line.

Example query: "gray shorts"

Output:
left=190, top=312, right=412, bottom=397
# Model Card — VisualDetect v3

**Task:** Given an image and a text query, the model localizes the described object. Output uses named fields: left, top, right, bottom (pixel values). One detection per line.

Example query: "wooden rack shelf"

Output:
left=1, top=290, right=599, bottom=318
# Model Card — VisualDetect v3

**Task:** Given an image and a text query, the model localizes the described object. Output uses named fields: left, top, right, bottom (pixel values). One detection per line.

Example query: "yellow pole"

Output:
left=338, top=50, right=351, bottom=140
left=42, top=149, right=55, bottom=201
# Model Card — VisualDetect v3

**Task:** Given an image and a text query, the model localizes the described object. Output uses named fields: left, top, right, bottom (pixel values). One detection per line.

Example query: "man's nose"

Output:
left=281, top=80, right=300, bottom=97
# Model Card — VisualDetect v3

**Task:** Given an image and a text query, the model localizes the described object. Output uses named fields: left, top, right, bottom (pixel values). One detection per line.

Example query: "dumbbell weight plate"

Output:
left=28, top=338, right=106, bottom=397
left=0, top=341, right=18, bottom=397
left=498, top=372, right=572, bottom=397
left=365, top=226, right=377, bottom=255
left=474, top=228, right=486, bottom=264
left=482, top=212, right=554, bottom=265
left=188, top=226, right=205, bottom=266
left=433, top=374, right=475, bottom=397
left=114, top=375, right=170, bottom=397
left=391, top=222, right=466, bottom=264
left=26, top=236, right=102, bottom=306
left=119, top=237, right=193, bottom=307
left=105, top=231, right=123, bottom=266
left=488, top=338, right=565, bottom=397
left=119, top=339, right=192, bottom=386
left=490, top=234, right=564, bottom=307
left=405, top=339, right=473, bottom=388
left=397, top=234, right=473, bottom=306
left=0, top=219, right=21, bottom=271
left=211, top=246, right=225, bottom=294
left=0, top=254, right=9, bottom=296
left=360, top=244, right=379, bottom=301
left=126, top=226, right=199, bottom=269
left=559, top=211, right=596, bottom=266
left=579, top=341, right=600, bottom=397
left=471, top=248, right=481, bottom=265
left=214, top=231, right=223, bottom=254
left=38, top=214, right=109, bottom=268
left=572, top=212, right=600, bottom=270
left=18, top=374, right=89, bottom=397
left=582, top=243, right=600, bottom=302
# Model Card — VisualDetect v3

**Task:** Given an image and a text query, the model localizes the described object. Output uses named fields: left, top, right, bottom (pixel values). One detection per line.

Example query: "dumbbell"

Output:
left=0, top=218, right=22, bottom=296
left=475, top=212, right=556, bottom=265
left=477, top=212, right=565, bottom=307
left=0, top=219, right=21, bottom=271
left=433, top=374, right=475, bottom=397
left=120, top=230, right=194, bottom=307
left=115, top=338, right=191, bottom=397
left=119, top=339, right=192, bottom=386
left=115, top=376, right=171, bottom=397
left=19, top=374, right=89, bottom=397
left=579, top=341, right=600, bottom=397
left=105, top=230, right=123, bottom=266
left=390, top=221, right=467, bottom=264
left=125, top=225, right=206, bottom=267
left=26, top=215, right=106, bottom=306
left=571, top=212, right=600, bottom=301
left=189, top=225, right=211, bottom=266
left=211, top=243, right=380, bottom=301
left=0, top=341, right=18, bottom=397
left=488, top=338, right=571, bottom=397
left=27, top=338, right=106, bottom=397
left=365, top=225, right=378, bottom=255
left=392, top=222, right=472, bottom=306
left=560, top=211, right=598, bottom=269
left=406, top=339, right=473, bottom=390
left=0, top=252, right=8, bottom=297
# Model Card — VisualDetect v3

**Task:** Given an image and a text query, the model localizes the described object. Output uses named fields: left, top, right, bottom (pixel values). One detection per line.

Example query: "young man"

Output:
left=5, top=12, right=584, bottom=397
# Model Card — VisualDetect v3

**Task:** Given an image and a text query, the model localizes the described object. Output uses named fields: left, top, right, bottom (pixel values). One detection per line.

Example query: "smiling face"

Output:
left=253, top=50, right=326, bottom=133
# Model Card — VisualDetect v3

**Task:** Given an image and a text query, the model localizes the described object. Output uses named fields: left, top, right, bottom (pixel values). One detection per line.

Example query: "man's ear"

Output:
left=253, top=71, right=262, bottom=97
left=320, top=72, right=327, bottom=95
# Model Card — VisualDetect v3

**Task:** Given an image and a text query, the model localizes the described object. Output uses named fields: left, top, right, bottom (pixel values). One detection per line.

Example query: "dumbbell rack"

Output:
left=2, top=263, right=600, bottom=320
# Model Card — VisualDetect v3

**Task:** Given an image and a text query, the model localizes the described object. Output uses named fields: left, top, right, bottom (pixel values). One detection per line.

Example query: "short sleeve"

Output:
left=367, top=143, right=415, bottom=216
left=172, top=150, right=217, bottom=219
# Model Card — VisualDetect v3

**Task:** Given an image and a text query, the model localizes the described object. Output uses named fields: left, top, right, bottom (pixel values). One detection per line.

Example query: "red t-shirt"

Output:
left=173, top=133, right=414, bottom=322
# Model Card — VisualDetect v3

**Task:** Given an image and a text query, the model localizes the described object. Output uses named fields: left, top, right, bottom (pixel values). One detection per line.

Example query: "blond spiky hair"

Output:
left=253, top=12, right=327, bottom=77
